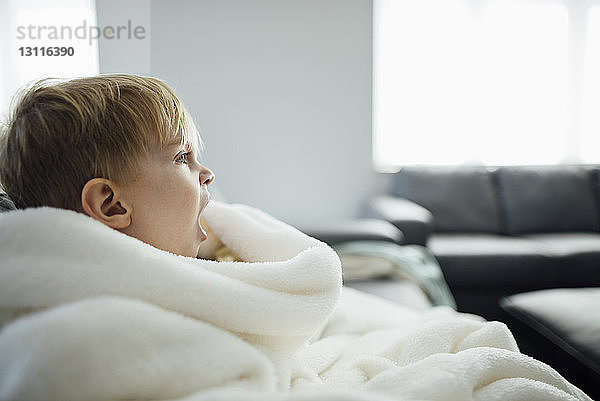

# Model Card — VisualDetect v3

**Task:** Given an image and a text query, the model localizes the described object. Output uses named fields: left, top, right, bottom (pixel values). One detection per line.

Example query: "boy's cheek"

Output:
left=182, top=182, right=201, bottom=206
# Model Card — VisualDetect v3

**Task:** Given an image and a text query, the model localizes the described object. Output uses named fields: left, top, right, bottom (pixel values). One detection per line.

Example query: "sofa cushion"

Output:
left=392, top=167, right=501, bottom=233
left=428, top=233, right=559, bottom=288
left=500, top=288, right=600, bottom=399
left=522, top=233, right=600, bottom=286
left=496, top=166, right=600, bottom=234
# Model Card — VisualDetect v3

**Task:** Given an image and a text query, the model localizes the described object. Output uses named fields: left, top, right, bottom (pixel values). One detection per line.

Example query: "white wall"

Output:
left=97, top=0, right=151, bottom=74
left=99, top=0, right=389, bottom=226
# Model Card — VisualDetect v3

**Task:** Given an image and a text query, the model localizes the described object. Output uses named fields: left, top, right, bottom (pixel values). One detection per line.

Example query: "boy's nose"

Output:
left=200, top=167, right=215, bottom=186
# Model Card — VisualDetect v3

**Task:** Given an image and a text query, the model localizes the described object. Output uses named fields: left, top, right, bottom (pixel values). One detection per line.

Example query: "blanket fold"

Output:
left=0, top=202, right=341, bottom=399
left=0, top=202, right=342, bottom=338
left=0, top=202, right=592, bottom=401
left=0, top=297, right=277, bottom=401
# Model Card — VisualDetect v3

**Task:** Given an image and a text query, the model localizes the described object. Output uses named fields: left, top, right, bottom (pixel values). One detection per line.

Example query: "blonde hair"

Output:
left=0, top=74, right=201, bottom=211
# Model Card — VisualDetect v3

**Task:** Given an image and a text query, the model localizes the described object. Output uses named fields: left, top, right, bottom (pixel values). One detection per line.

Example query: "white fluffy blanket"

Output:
left=0, top=202, right=591, bottom=401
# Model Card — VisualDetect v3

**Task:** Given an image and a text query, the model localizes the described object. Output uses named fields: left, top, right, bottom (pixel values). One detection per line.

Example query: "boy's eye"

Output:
left=175, top=152, right=191, bottom=164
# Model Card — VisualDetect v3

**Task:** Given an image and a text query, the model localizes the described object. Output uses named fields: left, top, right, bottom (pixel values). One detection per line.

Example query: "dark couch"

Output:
left=366, top=165, right=600, bottom=320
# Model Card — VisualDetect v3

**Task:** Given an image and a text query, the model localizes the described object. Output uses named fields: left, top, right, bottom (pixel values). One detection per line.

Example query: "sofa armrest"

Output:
left=302, top=218, right=404, bottom=246
left=365, top=195, right=434, bottom=246
left=0, top=192, right=16, bottom=212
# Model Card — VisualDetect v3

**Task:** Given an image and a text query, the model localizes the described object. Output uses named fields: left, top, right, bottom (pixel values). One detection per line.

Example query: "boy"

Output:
left=0, top=74, right=215, bottom=258
left=0, top=75, right=590, bottom=401
left=0, top=74, right=346, bottom=400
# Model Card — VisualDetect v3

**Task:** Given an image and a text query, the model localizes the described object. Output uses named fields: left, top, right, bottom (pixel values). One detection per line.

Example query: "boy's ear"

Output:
left=81, top=178, right=132, bottom=229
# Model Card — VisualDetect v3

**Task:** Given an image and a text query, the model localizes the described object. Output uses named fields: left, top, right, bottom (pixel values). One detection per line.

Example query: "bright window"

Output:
left=0, top=0, right=99, bottom=119
left=373, top=0, right=596, bottom=170
left=581, top=5, right=600, bottom=163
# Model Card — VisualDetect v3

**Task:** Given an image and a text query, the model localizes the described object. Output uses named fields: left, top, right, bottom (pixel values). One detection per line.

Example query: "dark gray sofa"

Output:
left=366, top=165, right=600, bottom=320
left=500, top=288, right=600, bottom=399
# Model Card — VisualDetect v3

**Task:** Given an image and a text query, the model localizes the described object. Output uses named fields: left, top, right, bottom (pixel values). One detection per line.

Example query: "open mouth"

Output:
left=198, top=219, right=208, bottom=241
left=197, top=193, right=211, bottom=241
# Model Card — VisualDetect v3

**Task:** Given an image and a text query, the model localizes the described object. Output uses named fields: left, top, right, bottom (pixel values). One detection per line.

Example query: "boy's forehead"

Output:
left=161, top=132, right=200, bottom=154
left=154, top=119, right=202, bottom=154
left=163, top=130, right=197, bottom=149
